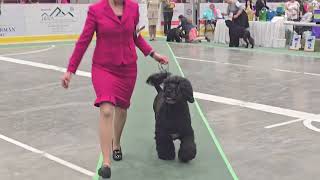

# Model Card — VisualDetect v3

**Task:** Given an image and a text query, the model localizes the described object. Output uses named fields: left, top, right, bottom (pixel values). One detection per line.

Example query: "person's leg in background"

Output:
left=234, top=36, right=240, bottom=47
left=148, top=17, right=158, bottom=40
left=167, top=11, right=173, bottom=32
left=149, top=24, right=153, bottom=40
left=163, top=12, right=170, bottom=35
left=229, top=32, right=236, bottom=47
left=193, top=36, right=211, bottom=42
left=152, top=25, right=157, bottom=40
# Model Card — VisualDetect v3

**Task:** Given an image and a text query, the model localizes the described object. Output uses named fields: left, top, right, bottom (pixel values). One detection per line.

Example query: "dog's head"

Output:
left=163, top=76, right=194, bottom=104
left=225, top=20, right=233, bottom=28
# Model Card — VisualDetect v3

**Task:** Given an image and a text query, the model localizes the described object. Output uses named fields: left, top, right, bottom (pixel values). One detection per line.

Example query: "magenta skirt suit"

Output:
left=67, top=0, right=153, bottom=109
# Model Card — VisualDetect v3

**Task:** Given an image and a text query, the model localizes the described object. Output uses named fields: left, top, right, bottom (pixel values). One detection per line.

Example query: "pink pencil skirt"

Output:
left=91, top=63, right=137, bottom=109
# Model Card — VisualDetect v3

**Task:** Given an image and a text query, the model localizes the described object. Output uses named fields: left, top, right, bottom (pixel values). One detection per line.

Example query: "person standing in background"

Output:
left=255, top=0, right=269, bottom=19
left=285, top=0, right=300, bottom=21
left=147, top=0, right=160, bottom=41
left=209, top=3, right=223, bottom=20
left=162, top=0, right=174, bottom=35
left=224, top=0, right=244, bottom=19
left=245, top=0, right=254, bottom=21
left=223, top=0, right=249, bottom=28
left=295, top=6, right=313, bottom=34
left=296, top=0, right=304, bottom=17
left=245, top=0, right=253, bottom=10
left=300, top=5, right=313, bottom=22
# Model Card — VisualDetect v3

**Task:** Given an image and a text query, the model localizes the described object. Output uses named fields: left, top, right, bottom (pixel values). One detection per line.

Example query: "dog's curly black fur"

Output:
left=225, top=20, right=254, bottom=48
left=166, top=28, right=184, bottom=42
left=146, top=72, right=196, bottom=162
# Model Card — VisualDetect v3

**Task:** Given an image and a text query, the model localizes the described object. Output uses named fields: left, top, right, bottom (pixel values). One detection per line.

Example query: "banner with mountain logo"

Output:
left=24, top=4, right=89, bottom=35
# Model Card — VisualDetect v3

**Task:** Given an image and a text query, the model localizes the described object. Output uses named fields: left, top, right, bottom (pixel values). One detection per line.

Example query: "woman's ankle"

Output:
left=103, top=161, right=111, bottom=167
left=112, top=141, right=121, bottom=150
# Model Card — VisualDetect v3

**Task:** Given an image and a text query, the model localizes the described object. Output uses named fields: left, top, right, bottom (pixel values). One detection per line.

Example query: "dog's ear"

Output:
left=146, top=72, right=171, bottom=86
left=178, top=78, right=194, bottom=103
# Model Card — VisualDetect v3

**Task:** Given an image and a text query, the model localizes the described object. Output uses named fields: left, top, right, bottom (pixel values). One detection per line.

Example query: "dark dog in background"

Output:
left=146, top=72, right=196, bottom=162
left=166, top=28, right=184, bottom=42
left=225, top=20, right=254, bottom=48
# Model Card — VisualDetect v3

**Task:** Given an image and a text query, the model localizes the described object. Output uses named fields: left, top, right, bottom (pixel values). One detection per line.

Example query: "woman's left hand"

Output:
left=153, top=52, right=169, bottom=64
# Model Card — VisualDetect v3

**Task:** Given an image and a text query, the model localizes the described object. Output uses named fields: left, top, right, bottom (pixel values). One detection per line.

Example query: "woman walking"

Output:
left=147, top=0, right=160, bottom=41
left=61, top=0, right=168, bottom=178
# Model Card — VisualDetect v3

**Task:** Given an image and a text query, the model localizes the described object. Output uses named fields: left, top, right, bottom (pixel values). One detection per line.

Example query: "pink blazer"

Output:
left=67, top=0, right=152, bottom=73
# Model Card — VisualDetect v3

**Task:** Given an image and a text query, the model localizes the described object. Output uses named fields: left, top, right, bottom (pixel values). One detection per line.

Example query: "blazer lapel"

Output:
left=103, top=0, right=121, bottom=24
left=120, top=0, right=130, bottom=24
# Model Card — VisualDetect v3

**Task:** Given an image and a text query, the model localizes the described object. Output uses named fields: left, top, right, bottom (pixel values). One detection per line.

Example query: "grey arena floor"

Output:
left=1, top=40, right=320, bottom=180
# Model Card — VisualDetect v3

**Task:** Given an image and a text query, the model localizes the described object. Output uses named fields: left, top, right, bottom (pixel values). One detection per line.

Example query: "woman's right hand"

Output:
left=61, top=71, right=73, bottom=89
left=153, top=52, right=169, bottom=65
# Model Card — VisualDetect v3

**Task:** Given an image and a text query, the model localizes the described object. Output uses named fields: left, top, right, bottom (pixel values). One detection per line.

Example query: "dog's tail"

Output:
left=146, top=72, right=171, bottom=93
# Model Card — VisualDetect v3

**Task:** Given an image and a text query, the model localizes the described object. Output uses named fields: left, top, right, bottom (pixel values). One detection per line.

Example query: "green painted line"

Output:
left=93, top=42, right=239, bottom=179
left=166, top=42, right=239, bottom=180
left=168, top=42, right=320, bottom=59
left=93, top=154, right=103, bottom=180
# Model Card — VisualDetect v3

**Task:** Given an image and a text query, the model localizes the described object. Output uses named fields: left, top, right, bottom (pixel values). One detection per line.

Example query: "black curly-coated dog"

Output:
left=146, top=72, right=196, bottom=162
left=225, top=20, right=254, bottom=48
left=166, top=28, right=184, bottom=42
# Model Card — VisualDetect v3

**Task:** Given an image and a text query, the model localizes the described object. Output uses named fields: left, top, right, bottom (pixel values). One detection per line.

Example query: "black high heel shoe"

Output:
left=113, top=147, right=122, bottom=161
left=112, top=140, right=122, bottom=161
left=98, top=165, right=111, bottom=179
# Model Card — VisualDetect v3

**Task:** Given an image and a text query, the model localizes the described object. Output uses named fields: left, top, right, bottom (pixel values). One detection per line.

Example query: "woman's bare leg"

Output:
left=113, top=106, right=127, bottom=150
left=152, top=25, right=157, bottom=40
left=99, top=102, right=115, bottom=166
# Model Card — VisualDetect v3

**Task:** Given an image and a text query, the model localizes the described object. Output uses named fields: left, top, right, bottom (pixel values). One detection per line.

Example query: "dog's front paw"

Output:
left=178, top=144, right=196, bottom=163
left=158, top=154, right=175, bottom=160
left=155, top=136, right=176, bottom=161
left=157, top=148, right=176, bottom=160
left=178, top=150, right=196, bottom=163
